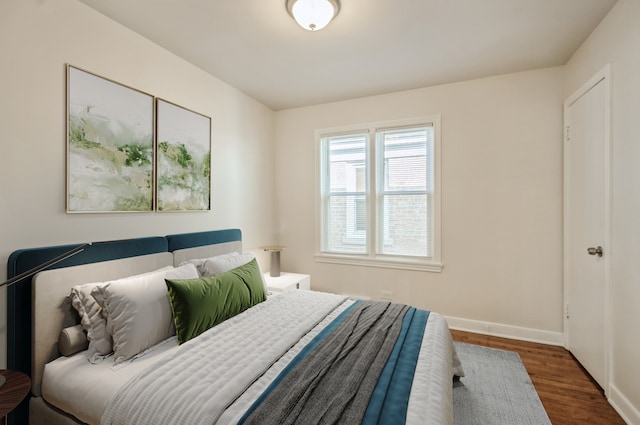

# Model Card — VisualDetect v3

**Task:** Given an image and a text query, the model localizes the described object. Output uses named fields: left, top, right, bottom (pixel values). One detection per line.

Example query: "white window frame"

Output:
left=344, top=162, right=367, bottom=244
left=315, top=116, right=442, bottom=272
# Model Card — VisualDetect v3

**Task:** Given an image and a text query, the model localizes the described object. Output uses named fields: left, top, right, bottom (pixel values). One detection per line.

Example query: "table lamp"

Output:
left=260, top=246, right=286, bottom=277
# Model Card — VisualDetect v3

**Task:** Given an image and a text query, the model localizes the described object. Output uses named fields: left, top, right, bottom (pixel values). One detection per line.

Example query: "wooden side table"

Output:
left=0, top=370, right=30, bottom=423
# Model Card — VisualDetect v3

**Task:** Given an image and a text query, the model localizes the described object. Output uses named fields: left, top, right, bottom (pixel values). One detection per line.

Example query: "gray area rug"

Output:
left=453, top=342, right=552, bottom=425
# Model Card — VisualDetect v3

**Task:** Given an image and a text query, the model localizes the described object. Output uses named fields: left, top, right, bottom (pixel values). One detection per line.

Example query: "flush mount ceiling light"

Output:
left=286, top=0, right=340, bottom=31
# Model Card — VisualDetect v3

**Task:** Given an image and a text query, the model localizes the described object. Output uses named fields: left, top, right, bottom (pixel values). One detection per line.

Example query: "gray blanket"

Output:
left=242, top=301, right=409, bottom=425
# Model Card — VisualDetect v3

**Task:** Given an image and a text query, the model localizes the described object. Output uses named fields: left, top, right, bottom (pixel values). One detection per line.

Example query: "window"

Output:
left=317, top=117, right=442, bottom=272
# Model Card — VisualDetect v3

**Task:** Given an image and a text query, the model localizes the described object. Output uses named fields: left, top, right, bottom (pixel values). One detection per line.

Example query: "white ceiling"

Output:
left=78, top=0, right=617, bottom=111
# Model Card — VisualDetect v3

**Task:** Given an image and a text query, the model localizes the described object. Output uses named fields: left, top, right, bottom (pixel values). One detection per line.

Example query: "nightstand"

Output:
left=263, top=272, right=311, bottom=293
left=0, top=369, right=30, bottom=423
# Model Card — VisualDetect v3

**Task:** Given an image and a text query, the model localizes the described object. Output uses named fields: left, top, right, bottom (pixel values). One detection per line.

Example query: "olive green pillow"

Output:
left=166, top=258, right=267, bottom=344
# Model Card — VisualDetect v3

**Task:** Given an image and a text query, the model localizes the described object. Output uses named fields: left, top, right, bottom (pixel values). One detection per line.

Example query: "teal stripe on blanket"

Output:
left=238, top=300, right=361, bottom=424
left=363, top=308, right=429, bottom=425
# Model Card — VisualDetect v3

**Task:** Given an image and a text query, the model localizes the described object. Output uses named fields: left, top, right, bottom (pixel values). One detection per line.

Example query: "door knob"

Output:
left=587, top=246, right=604, bottom=257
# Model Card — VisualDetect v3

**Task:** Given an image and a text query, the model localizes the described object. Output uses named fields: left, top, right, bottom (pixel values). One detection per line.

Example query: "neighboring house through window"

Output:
left=317, top=117, right=442, bottom=272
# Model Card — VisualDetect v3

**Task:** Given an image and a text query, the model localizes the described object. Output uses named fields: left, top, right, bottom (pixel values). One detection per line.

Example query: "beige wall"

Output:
left=564, top=0, right=640, bottom=422
left=275, top=67, right=565, bottom=344
left=0, top=0, right=276, bottom=367
left=3, top=1, right=636, bottom=419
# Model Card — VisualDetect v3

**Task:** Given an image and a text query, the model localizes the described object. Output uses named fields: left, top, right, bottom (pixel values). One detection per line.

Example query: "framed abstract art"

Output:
left=156, top=98, right=211, bottom=212
left=66, top=65, right=154, bottom=212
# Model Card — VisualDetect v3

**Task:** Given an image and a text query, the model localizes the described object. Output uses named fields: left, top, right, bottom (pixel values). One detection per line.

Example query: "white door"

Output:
left=564, top=67, right=610, bottom=390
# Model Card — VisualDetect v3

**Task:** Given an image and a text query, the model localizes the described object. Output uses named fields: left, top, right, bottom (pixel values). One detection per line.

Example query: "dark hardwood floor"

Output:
left=450, top=330, right=627, bottom=425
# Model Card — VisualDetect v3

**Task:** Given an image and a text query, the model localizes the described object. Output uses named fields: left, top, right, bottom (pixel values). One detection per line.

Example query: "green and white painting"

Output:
left=67, top=66, right=154, bottom=212
left=156, top=99, right=211, bottom=211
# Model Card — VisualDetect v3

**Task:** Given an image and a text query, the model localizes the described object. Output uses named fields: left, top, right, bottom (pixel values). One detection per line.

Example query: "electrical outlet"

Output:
left=380, top=290, right=392, bottom=301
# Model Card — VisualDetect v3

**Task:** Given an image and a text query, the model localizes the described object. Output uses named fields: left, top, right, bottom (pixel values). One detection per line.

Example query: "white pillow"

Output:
left=69, top=282, right=112, bottom=363
left=183, top=252, right=268, bottom=291
left=200, top=252, right=254, bottom=276
left=69, top=265, right=174, bottom=364
left=180, top=251, right=240, bottom=276
left=70, top=281, right=110, bottom=363
left=92, top=263, right=198, bottom=365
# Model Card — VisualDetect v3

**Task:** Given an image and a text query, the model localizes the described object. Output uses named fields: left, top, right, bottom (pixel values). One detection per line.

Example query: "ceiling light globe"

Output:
left=287, top=0, right=339, bottom=31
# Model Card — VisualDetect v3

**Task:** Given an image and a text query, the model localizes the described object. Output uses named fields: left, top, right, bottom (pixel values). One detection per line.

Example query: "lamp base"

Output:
left=270, top=251, right=281, bottom=277
left=260, top=245, right=285, bottom=278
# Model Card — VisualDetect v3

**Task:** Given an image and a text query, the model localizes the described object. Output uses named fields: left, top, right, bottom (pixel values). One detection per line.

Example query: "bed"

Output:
left=6, top=229, right=463, bottom=425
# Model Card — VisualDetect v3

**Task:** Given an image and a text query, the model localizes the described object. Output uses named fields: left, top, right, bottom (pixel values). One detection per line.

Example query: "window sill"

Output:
left=314, top=253, right=443, bottom=273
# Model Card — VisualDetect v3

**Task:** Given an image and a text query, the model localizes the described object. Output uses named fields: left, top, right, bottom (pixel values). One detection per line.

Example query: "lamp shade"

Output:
left=286, top=0, right=340, bottom=31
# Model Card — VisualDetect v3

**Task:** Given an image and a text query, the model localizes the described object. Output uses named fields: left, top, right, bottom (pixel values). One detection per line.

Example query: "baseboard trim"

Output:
left=445, top=315, right=564, bottom=346
left=609, top=384, right=640, bottom=425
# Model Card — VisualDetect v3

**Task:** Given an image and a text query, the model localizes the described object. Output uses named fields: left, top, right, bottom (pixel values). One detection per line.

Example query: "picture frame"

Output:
left=156, top=98, right=211, bottom=211
left=66, top=65, right=155, bottom=213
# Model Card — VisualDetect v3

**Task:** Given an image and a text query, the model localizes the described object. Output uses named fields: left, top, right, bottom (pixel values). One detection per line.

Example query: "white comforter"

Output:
left=102, top=290, right=348, bottom=425
left=45, top=291, right=462, bottom=425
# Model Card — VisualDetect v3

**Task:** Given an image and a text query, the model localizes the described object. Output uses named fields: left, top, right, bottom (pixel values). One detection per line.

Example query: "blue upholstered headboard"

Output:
left=5, top=229, right=241, bottom=425
left=166, top=229, right=241, bottom=252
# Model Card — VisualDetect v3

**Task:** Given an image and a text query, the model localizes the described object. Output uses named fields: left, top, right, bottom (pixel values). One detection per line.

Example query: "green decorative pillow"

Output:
left=166, top=258, right=267, bottom=344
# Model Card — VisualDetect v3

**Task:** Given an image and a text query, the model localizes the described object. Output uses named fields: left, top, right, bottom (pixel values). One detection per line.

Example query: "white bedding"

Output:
left=42, top=337, right=178, bottom=424
left=41, top=291, right=462, bottom=425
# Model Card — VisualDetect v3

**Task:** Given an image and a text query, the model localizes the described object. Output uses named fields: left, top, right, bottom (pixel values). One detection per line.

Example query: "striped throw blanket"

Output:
left=241, top=301, right=429, bottom=425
